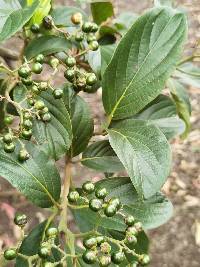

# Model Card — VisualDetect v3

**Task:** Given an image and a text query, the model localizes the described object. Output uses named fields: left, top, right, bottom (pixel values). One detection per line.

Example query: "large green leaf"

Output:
left=28, top=0, right=51, bottom=24
left=102, top=7, right=187, bottom=120
left=81, top=140, right=124, bottom=172
left=0, top=0, right=39, bottom=42
left=91, top=1, right=114, bottom=25
left=0, top=143, right=61, bottom=207
left=101, top=44, right=116, bottom=75
left=63, top=87, right=93, bottom=157
left=108, top=120, right=171, bottom=198
left=24, top=35, right=72, bottom=59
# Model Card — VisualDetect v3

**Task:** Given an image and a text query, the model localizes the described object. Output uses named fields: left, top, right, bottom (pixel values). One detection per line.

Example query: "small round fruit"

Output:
left=4, top=143, right=15, bottom=153
left=27, top=98, right=35, bottom=106
left=4, top=248, right=17, bottom=260
left=49, top=58, right=59, bottom=69
left=3, top=133, right=13, bottom=144
left=53, top=89, right=63, bottom=99
left=23, top=112, right=32, bottom=120
left=86, top=73, right=97, bottom=86
left=64, top=69, right=75, bottom=82
left=32, top=62, right=43, bottom=74
left=89, top=198, right=102, bottom=212
left=34, top=100, right=45, bottom=110
left=95, top=188, right=107, bottom=199
left=96, top=236, right=105, bottom=246
left=23, top=119, right=33, bottom=129
left=82, top=250, right=96, bottom=264
left=109, top=197, right=121, bottom=210
left=21, top=77, right=33, bottom=86
left=71, top=12, right=82, bottom=25
left=104, top=204, right=117, bottom=217
left=31, top=85, right=39, bottom=95
left=18, top=149, right=30, bottom=162
left=75, top=32, right=84, bottom=42
left=82, top=181, right=95, bottom=193
left=14, top=213, right=27, bottom=227
left=126, top=226, right=138, bottom=236
left=30, top=23, right=40, bottom=33
left=100, top=242, right=111, bottom=254
left=68, top=190, right=80, bottom=202
left=76, top=76, right=86, bottom=89
left=91, top=23, right=99, bottom=33
left=21, top=129, right=32, bottom=140
left=139, top=254, right=150, bottom=266
left=39, top=82, right=48, bottom=91
left=41, top=113, right=51, bottom=122
left=111, top=251, right=125, bottom=264
left=35, top=54, right=44, bottom=63
left=83, top=237, right=97, bottom=249
left=134, top=222, right=143, bottom=232
left=18, top=66, right=31, bottom=78
left=89, top=41, right=99, bottom=51
left=43, top=15, right=53, bottom=29
left=99, top=255, right=111, bottom=267
left=4, top=115, right=13, bottom=125
left=125, top=234, right=137, bottom=245
left=124, top=215, right=135, bottom=226
left=38, top=246, right=50, bottom=259
left=65, top=56, right=76, bottom=67
left=82, top=22, right=93, bottom=33
left=46, top=227, right=58, bottom=238
left=87, top=34, right=96, bottom=43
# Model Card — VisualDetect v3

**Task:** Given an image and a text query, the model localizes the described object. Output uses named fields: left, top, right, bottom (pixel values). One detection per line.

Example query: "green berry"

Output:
left=4, top=115, right=14, bottom=125
left=95, top=188, right=107, bottom=199
left=134, top=222, right=143, bottom=232
left=3, top=133, right=13, bottom=144
left=14, top=213, right=27, bottom=227
left=65, top=56, right=76, bottom=67
left=53, top=89, right=63, bottom=99
left=71, top=12, right=83, bottom=25
left=104, top=204, right=117, bottom=217
left=100, top=242, right=111, bottom=254
left=126, top=226, right=138, bottom=236
left=64, top=69, right=75, bottom=82
left=32, top=62, right=43, bottom=74
left=99, top=255, right=111, bottom=267
left=82, top=181, right=95, bottom=193
left=125, top=233, right=137, bottom=245
left=4, top=248, right=17, bottom=260
left=46, top=227, right=58, bottom=238
left=39, top=82, right=48, bottom=91
left=21, top=129, right=32, bottom=140
left=83, top=85, right=97, bottom=93
left=38, top=246, right=50, bottom=259
left=30, top=23, right=40, bottom=33
left=82, top=250, right=96, bottom=264
left=87, top=34, right=96, bottom=43
left=41, top=113, right=51, bottom=122
left=89, top=198, right=102, bottom=212
left=21, top=77, right=33, bottom=86
left=96, top=236, right=105, bottom=246
left=91, top=23, right=99, bottom=33
left=4, top=143, right=15, bottom=153
left=35, top=54, right=44, bottom=63
left=18, top=149, right=30, bottom=162
left=18, top=66, right=31, bottom=78
left=111, top=251, right=125, bottom=264
left=139, top=254, right=150, bottom=266
left=89, top=41, right=99, bottom=51
left=83, top=237, right=97, bottom=249
left=86, top=73, right=97, bottom=86
left=34, top=100, right=45, bottom=110
left=43, top=15, right=53, bottom=29
left=23, top=112, right=32, bottom=120
left=76, top=76, right=86, bottom=89
left=49, top=58, right=59, bottom=69
left=125, top=215, right=135, bottom=226
left=68, top=190, right=80, bottom=202
left=23, top=119, right=33, bottom=129
left=39, top=107, right=49, bottom=115
left=31, top=84, right=40, bottom=95
left=27, top=98, right=35, bottom=106
left=109, top=197, right=121, bottom=210
left=75, top=32, right=84, bottom=42
left=82, top=22, right=93, bottom=33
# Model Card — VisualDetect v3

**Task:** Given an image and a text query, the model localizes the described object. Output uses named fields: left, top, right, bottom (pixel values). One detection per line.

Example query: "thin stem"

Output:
left=178, top=54, right=200, bottom=65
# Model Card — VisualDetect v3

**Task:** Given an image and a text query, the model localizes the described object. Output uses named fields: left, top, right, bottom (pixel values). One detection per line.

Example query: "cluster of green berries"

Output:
left=64, top=56, right=97, bottom=93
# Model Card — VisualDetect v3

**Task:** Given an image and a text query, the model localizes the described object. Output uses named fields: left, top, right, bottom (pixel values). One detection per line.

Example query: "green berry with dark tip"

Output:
left=21, top=129, right=32, bottom=140
left=75, top=32, right=84, bottom=42
left=91, top=23, right=99, bottom=33
left=41, top=113, right=51, bottom=122
left=82, top=250, right=96, bottom=264
left=64, top=69, right=75, bottom=82
left=4, top=115, right=13, bottom=125
left=46, top=227, right=58, bottom=238
left=125, top=233, right=137, bottom=245
left=14, top=213, right=27, bottom=227
left=18, top=66, right=31, bottom=78
left=32, top=62, right=43, bottom=74
left=65, top=56, right=76, bottom=67
left=43, top=15, right=53, bottom=29
left=82, top=22, right=93, bottom=33
left=35, top=54, right=44, bottom=63
left=89, top=198, right=102, bottom=212
left=95, top=188, right=107, bottom=199
left=86, top=73, right=97, bottom=86
left=18, top=149, right=30, bottom=162
left=83, top=237, right=97, bottom=249
left=34, top=100, right=45, bottom=110
left=4, top=248, right=17, bottom=260
left=53, top=89, right=63, bottom=99
left=3, top=133, right=13, bottom=144
left=89, top=41, right=99, bottom=51
left=125, top=215, right=135, bottom=226
left=82, top=181, right=95, bottom=193
left=68, top=190, right=80, bottom=202
left=139, top=254, right=150, bottom=266
left=104, top=204, right=117, bottom=217
left=4, top=143, right=15, bottom=153
left=23, top=119, right=33, bottom=129
left=38, top=246, right=50, bottom=259
left=96, top=236, right=105, bottom=246
left=111, top=251, right=125, bottom=264
left=31, top=84, right=39, bottom=95
left=99, top=255, right=111, bottom=267
left=30, top=23, right=40, bottom=33
left=109, top=197, right=121, bottom=210
left=21, top=77, right=33, bottom=86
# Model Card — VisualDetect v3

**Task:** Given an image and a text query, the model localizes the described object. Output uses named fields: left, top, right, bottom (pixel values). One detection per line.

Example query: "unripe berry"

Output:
left=134, top=221, right=143, bottom=232
left=38, top=245, right=50, bottom=259
left=43, top=15, right=53, bottom=29
left=75, top=32, right=84, bottom=42
left=65, top=56, right=76, bottom=67
left=18, top=149, right=30, bottom=162
left=41, top=113, right=51, bottom=122
left=18, top=66, right=31, bottom=78
left=3, top=133, right=13, bottom=144
left=82, top=250, right=96, bottom=264
left=124, top=215, right=135, bottom=226
left=49, top=58, right=59, bottom=69
left=83, top=237, right=97, bottom=249
left=86, top=73, right=97, bottom=86
left=34, top=100, right=45, bottom=110
left=46, top=227, right=58, bottom=238
left=21, top=129, right=32, bottom=140
left=32, top=62, right=43, bottom=74
left=99, top=255, right=111, bottom=267
left=68, top=190, right=80, bottom=202
left=21, top=77, right=33, bottom=86
left=139, top=254, right=150, bottom=266
left=96, top=236, right=105, bottom=246
left=14, top=213, right=27, bottom=227
left=4, top=115, right=14, bottom=125
left=30, top=23, right=40, bottom=33
left=104, top=204, right=117, bottom=217
left=100, top=242, right=111, bottom=254
left=23, top=119, right=33, bottom=129
left=82, top=22, right=93, bottom=33
left=39, top=82, right=48, bottom=91
left=71, top=12, right=83, bottom=25
left=89, top=41, right=99, bottom=51
left=4, top=143, right=15, bottom=153
left=4, top=248, right=17, bottom=260
left=89, top=198, right=102, bottom=212
left=35, top=54, right=44, bottom=63
left=95, top=188, right=107, bottom=199
left=31, top=85, right=40, bottom=95
left=64, top=69, right=75, bottom=82
left=111, top=251, right=125, bottom=264
left=91, top=23, right=99, bottom=33
left=87, top=33, right=96, bottom=43
left=53, top=89, right=63, bottom=99
left=109, top=197, right=121, bottom=210
left=82, top=181, right=95, bottom=193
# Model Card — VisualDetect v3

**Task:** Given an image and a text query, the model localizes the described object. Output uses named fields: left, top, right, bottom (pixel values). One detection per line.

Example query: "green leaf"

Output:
left=24, top=35, right=72, bottom=60
left=168, top=78, right=191, bottom=138
left=88, top=49, right=101, bottom=75
left=81, top=140, right=124, bottom=172
left=108, top=119, right=171, bottom=198
left=0, top=1, right=39, bottom=42
left=91, top=1, right=114, bottom=25
left=114, top=12, right=138, bottom=35
left=0, top=143, right=61, bottom=207
left=176, top=63, right=200, bottom=88
left=134, top=95, right=185, bottom=139
left=33, top=90, right=72, bottom=160
left=28, top=0, right=51, bottom=24
left=154, top=0, right=172, bottom=7
left=102, top=7, right=187, bottom=120
left=51, top=6, right=87, bottom=27
left=100, top=44, right=116, bottom=75
left=16, top=220, right=47, bottom=267
left=63, top=87, right=93, bottom=157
